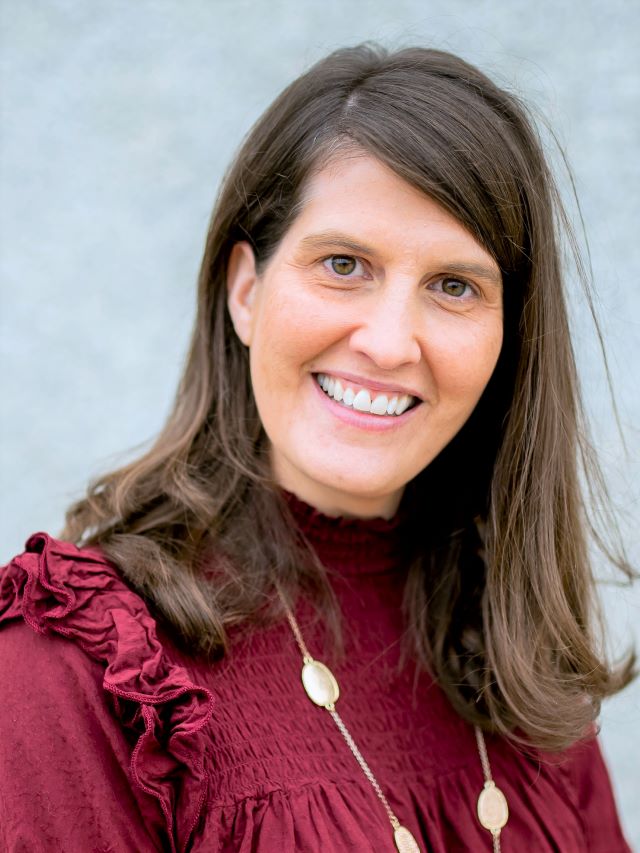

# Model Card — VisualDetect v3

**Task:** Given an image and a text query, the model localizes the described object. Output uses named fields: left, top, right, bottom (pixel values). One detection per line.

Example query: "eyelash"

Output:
left=320, top=254, right=478, bottom=300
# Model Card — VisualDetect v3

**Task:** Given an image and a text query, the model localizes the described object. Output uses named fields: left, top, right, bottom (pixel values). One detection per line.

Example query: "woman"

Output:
left=0, top=44, right=634, bottom=852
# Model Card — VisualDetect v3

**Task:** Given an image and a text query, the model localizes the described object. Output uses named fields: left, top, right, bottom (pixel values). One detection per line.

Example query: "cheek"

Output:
left=428, top=317, right=503, bottom=399
left=251, top=284, right=351, bottom=382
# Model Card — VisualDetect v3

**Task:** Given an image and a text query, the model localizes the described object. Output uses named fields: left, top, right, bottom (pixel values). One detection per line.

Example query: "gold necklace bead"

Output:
left=477, top=780, right=509, bottom=832
left=301, top=658, right=340, bottom=708
left=394, top=824, right=422, bottom=852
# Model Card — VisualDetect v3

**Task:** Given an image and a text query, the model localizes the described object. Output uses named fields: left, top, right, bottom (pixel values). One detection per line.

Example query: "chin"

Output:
left=312, top=467, right=407, bottom=503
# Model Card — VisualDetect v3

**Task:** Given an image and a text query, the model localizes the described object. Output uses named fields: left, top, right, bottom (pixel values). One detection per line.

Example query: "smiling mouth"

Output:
left=314, top=373, right=419, bottom=417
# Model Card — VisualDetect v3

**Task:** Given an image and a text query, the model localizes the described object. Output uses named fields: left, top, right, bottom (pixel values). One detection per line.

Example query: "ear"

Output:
left=226, top=241, right=260, bottom=346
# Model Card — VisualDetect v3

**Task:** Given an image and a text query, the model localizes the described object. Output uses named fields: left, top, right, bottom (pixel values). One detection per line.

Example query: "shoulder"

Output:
left=0, top=532, right=171, bottom=696
left=562, top=734, right=626, bottom=811
left=539, top=733, right=631, bottom=851
left=0, top=532, right=213, bottom=709
left=1, top=532, right=146, bottom=646
left=0, top=533, right=215, bottom=853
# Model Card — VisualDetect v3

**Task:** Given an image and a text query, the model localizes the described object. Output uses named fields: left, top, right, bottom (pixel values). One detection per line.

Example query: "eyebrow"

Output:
left=299, top=231, right=377, bottom=256
left=440, top=261, right=502, bottom=288
left=298, top=231, right=502, bottom=288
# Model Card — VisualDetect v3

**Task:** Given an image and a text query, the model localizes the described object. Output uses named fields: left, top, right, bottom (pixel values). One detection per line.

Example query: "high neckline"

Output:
left=283, top=490, right=407, bottom=576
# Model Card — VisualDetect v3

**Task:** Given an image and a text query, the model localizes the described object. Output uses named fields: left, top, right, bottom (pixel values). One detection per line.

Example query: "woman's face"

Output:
left=227, top=154, right=503, bottom=518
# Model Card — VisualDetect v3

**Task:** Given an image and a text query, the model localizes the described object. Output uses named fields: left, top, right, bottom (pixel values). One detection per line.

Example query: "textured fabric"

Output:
left=0, top=497, right=631, bottom=853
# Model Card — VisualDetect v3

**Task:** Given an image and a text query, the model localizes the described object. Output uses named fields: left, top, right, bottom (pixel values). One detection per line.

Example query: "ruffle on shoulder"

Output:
left=0, top=532, right=215, bottom=853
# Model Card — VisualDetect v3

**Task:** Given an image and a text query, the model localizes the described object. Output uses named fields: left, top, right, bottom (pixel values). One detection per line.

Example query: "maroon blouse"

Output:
left=0, top=496, right=631, bottom=852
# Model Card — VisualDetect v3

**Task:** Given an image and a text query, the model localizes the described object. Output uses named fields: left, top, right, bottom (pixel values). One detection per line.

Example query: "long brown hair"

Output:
left=63, top=44, right=635, bottom=750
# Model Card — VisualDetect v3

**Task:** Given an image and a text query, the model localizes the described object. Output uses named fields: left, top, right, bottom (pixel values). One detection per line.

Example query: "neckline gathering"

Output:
left=282, top=489, right=408, bottom=577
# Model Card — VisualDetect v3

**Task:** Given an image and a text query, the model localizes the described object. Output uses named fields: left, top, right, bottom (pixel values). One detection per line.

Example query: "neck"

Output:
left=274, top=472, right=403, bottom=521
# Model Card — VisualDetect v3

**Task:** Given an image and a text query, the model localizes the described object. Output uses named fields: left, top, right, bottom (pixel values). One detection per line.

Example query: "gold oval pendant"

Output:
left=477, top=781, right=509, bottom=832
left=393, top=824, right=421, bottom=853
left=301, top=659, right=340, bottom=707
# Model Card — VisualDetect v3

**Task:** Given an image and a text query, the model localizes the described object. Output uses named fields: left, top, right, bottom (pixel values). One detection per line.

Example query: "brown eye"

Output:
left=441, top=278, right=469, bottom=297
left=330, top=256, right=357, bottom=276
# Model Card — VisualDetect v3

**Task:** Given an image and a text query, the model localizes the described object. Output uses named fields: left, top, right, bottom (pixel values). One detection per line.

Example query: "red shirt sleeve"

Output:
left=560, top=732, right=632, bottom=852
left=0, top=620, right=163, bottom=853
left=0, top=533, right=215, bottom=853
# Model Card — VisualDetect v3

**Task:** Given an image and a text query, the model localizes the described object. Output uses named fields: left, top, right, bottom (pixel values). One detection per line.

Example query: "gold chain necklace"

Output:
left=282, top=603, right=509, bottom=852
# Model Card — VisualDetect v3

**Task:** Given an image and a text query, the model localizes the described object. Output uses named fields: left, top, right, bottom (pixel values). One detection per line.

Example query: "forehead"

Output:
left=284, top=153, right=500, bottom=270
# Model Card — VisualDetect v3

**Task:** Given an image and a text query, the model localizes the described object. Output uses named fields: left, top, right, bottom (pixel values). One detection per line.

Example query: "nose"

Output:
left=347, top=282, right=422, bottom=369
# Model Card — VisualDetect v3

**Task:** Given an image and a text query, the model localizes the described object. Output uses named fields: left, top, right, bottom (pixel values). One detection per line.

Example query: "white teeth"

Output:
left=395, top=395, right=410, bottom=415
left=353, top=389, right=371, bottom=412
left=370, top=394, right=389, bottom=415
left=316, top=374, right=415, bottom=417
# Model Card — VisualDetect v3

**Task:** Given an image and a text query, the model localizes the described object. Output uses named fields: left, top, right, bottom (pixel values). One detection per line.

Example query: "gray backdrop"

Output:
left=1, top=0, right=639, bottom=846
